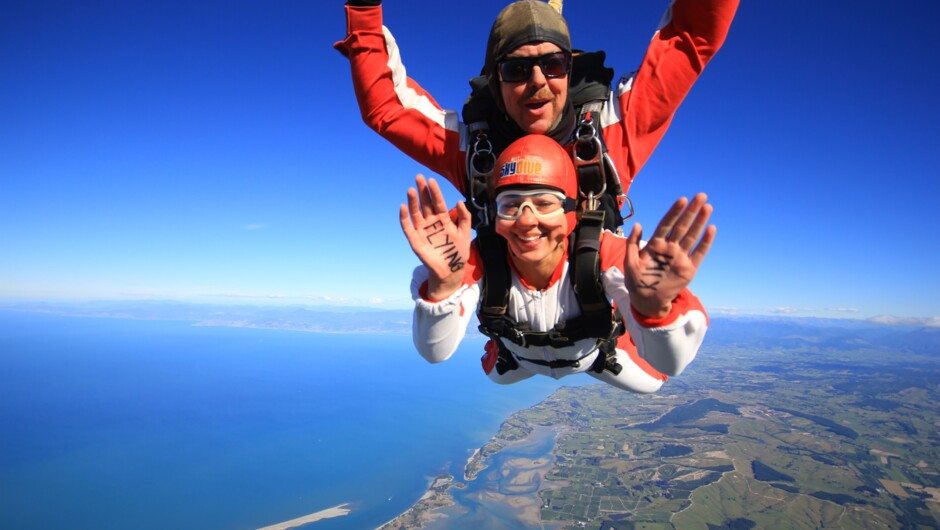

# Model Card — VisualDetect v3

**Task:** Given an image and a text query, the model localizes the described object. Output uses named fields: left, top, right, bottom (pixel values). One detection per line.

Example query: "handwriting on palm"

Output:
left=624, top=193, right=716, bottom=317
left=400, top=175, right=472, bottom=287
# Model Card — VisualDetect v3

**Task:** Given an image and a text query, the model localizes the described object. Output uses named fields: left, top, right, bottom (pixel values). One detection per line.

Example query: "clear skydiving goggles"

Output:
left=494, top=189, right=577, bottom=221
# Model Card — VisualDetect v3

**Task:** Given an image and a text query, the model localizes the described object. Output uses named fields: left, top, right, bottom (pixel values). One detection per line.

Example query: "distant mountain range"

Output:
left=2, top=299, right=938, bottom=354
left=707, top=314, right=940, bottom=356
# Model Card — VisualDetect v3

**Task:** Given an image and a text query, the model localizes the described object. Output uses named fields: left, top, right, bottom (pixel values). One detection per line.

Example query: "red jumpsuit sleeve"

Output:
left=602, top=0, right=739, bottom=192
left=334, top=5, right=468, bottom=194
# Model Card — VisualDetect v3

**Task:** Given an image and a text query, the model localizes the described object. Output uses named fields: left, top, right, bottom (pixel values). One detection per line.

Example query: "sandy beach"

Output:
left=256, top=503, right=351, bottom=530
left=376, top=475, right=458, bottom=530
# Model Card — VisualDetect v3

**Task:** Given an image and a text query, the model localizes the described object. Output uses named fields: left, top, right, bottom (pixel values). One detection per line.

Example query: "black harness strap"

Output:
left=476, top=232, right=510, bottom=328
left=473, top=236, right=516, bottom=377
left=570, top=51, right=625, bottom=233
left=482, top=311, right=610, bottom=349
left=572, top=210, right=612, bottom=335
left=513, top=347, right=597, bottom=370
left=463, top=75, right=497, bottom=230
left=573, top=103, right=625, bottom=233
left=571, top=209, right=623, bottom=375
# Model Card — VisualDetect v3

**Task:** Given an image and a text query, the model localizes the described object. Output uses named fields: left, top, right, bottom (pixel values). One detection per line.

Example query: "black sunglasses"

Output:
left=498, top=52, right=572, bottom=83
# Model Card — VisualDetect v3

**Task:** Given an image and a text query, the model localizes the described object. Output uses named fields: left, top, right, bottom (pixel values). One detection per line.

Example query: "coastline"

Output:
left=256, top=503, right=352, bottom=530
left=377, top=399, right=563, bottom=530
left=375, top=475, right=460, bottom=530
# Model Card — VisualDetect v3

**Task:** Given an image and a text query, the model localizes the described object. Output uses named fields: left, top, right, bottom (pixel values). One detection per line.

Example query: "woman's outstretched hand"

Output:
left=400, top=175, right=473, bottom=300
left=624, top=193, right=716, bottom=318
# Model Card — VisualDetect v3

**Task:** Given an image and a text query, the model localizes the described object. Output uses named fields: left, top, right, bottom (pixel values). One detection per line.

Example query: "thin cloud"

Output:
left=321, top=294, right=350, bottom=303
left=242, top=223, right=267, bottom=231
left=201, top=293, right=265, bottom=299
left=868, top=315, right=940, bottom=327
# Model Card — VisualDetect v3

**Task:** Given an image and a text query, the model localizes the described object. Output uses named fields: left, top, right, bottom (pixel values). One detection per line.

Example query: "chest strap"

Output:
left=479, top=311, right=618, bottom=349
left=484, top=316, right=624, bottom=376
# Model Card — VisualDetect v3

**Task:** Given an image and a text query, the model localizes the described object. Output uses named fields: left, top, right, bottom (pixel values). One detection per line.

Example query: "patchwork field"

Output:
left=517, top=341, right=940, bottom=529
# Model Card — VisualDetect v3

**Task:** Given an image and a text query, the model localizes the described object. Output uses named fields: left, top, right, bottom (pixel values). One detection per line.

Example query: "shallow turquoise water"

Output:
left=425, top=426, right=558, bottom=530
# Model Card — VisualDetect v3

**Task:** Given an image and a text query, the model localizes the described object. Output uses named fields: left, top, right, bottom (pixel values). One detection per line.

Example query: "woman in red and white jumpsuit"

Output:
left=400, top=135, right=715, bottom=393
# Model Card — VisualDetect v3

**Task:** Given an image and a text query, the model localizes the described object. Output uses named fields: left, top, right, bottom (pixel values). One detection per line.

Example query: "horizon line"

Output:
left=1, top=296, right=938, bottom=328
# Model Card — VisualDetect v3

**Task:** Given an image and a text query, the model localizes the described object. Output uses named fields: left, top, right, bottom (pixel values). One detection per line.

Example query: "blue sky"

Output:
left=2, top=1, right=939, bottom=320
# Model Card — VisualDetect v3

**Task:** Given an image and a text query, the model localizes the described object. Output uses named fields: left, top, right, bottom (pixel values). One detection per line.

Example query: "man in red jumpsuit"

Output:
left=335, top=0, right=738, bottom=200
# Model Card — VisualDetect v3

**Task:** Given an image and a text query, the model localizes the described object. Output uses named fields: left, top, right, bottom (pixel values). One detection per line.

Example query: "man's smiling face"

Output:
left=499, top=42, right=569, bottom=134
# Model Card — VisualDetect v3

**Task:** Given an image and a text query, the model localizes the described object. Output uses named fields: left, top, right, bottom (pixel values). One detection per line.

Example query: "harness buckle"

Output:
left=573, top=113, right=607, bottom=208
left=619, top=195, right=635, bottom=221
left=546, top=329, right=574, bottom=349
left=467, top=129, right=496, bottom=228
left=511, top=327, right=529, bottom=348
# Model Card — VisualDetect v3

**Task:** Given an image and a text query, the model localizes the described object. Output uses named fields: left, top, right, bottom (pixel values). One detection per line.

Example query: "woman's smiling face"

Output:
left=495, top=197, right=568, bottom=274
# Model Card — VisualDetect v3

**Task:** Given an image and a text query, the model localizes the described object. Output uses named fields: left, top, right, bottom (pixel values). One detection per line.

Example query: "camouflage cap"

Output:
left=483, top=0, right=572, bottom=79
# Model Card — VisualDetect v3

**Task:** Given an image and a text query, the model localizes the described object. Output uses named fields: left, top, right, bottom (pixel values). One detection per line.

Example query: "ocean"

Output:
left=0, top=310, right=567, bottom=530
